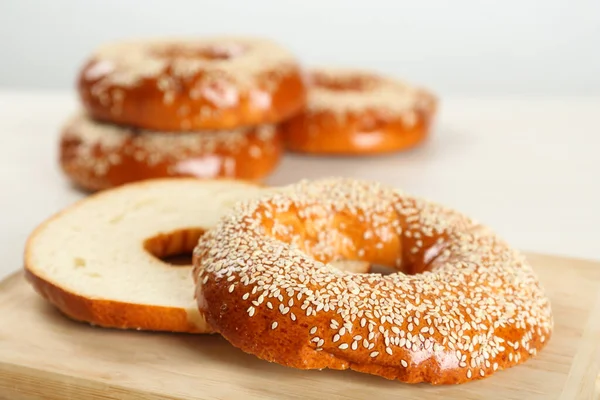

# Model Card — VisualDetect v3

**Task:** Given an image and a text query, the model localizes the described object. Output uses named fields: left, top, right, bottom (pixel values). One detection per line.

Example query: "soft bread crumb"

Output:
left=24, top=179, right=264, bottom=321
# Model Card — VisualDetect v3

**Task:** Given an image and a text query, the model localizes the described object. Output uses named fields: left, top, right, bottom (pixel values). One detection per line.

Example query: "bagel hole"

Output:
left=312, top=73, right=376, bottom=92
left=370, top=263, right=396, bottom=275
left=143, top=228, right=205, bottom=267
left=329, top=260, right=396, bottom=275
left=155, top=44, right=246, bottom=61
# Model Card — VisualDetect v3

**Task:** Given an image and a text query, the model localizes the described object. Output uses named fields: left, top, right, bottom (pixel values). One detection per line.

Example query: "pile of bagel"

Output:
left=24, top=177, right=553, bottom=385
left=59, top=36, right=437, bottom=191
left=30, top=36, right=553, bottom=386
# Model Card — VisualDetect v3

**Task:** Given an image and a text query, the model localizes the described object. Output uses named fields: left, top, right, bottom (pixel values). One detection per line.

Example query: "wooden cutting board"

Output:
left=0, top=253, right=599, bottom=400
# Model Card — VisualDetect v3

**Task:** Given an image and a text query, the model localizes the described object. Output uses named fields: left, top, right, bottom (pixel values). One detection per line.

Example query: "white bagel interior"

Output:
left=24, top=178, right=263, bottom=330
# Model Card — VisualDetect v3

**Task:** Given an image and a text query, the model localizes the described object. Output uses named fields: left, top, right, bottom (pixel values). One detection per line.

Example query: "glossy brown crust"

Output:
left=281, top=109, right=434, bottom=155
left=59, top=115, right=283, bottom=192
left=281, top=70, right=437, bottom=155
left=193, top=178, right=553, bottom=385
left=24, top=269, right=203, bottom=332
left=77, top=41, right=307, bottom=131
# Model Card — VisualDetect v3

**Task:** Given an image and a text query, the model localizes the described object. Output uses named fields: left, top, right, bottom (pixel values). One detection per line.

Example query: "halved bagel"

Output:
left=24, top=178, right=264, bottom=332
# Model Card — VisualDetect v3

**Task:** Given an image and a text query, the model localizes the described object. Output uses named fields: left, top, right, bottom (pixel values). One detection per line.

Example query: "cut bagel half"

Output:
left=24, top=178, right=265, bottom=332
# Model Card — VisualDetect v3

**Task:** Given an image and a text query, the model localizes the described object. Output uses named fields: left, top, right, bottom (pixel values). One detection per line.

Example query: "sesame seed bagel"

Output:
left=60, top=113, right=283, bottom=191
left=78, top=36, right=307, bottom=131
left=281, top=68, right=437, bottom=155
left=24, top=179, right=265, bottom=332
left=192, top=178, right=553, bottom=384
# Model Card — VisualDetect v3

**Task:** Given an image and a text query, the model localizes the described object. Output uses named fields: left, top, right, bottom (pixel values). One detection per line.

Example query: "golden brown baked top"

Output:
left=193, top=178, right=553, bottom=384
left=307, top=68, right=436, bottom=119
left=84, top=36, right=298, bottom=89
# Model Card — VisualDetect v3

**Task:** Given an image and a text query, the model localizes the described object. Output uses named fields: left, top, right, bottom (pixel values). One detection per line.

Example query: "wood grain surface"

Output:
left=0, top=253, right=599, bottom=400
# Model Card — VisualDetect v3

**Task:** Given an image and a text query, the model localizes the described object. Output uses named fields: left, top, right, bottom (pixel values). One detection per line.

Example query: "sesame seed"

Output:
left=370, top=351, right=379, bottom=358
left=271, top=322, right=278, bottom=329
left=194, top=177, right=554, bottom=385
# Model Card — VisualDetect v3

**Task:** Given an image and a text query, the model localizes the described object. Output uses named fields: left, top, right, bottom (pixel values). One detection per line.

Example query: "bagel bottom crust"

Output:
left=25, top=269, right=205, bottom=332
left=281, top=109, right=434, bottom=155
left=193, top=178, right=553, bottom=385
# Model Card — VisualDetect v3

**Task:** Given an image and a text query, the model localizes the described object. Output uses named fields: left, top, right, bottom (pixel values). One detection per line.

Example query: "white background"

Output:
left=1, top=0, right=600, bottom=94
